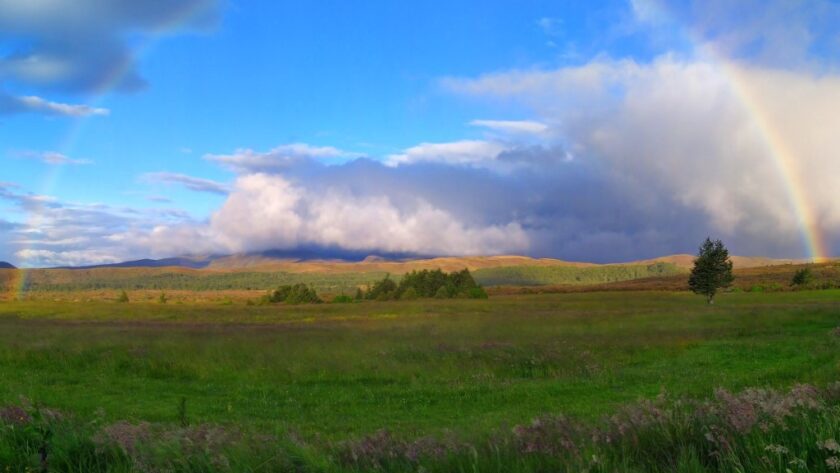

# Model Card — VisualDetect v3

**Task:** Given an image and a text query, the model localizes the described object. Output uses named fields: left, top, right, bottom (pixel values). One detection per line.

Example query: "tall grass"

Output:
left=2, top=383, right=839, bottom=472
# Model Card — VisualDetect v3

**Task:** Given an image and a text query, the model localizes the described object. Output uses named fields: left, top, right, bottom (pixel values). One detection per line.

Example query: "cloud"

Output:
left=445, top=55, right=840, bottom=258
left=142, top=172, right=229, bottom=195
left=536, top=17, right=563, bottom=37
left=0, top=0, right=220, bottom=93
left=0, top=93, right=109, bottom=116
left=386, top=140, right=507, bottom=167
left=469, top=119, right=549, bottom=135
left=631, top=0, right=840, bottom=68
left=205, top=143, right=358, bottom=174
left=18, top=151, right=93, bottom=165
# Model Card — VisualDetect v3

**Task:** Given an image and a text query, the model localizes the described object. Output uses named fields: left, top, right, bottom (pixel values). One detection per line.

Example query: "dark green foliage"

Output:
left=266, top=284, right=322, bottom=304
left=332, top=294, right=354, bottom=303
left=365, top=274, right=398, bottom=300
left=465, top=286, right=488, bottom=299
left=116, top=290, right=129, bottom=303
left=157, top=292, right=168, bottom=304
left=792, top=267, right=814, bottom=286
left=399, top=287, right=418, bottom=300
left=354, top=287, right=364, bottom=301
left=366, top=268, right=487, bottom=301
left=688, top=238, right=734, bottom=304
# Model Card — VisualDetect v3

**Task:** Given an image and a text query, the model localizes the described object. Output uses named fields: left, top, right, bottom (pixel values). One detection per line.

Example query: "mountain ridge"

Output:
left=25, top=252, right=810, bottom=273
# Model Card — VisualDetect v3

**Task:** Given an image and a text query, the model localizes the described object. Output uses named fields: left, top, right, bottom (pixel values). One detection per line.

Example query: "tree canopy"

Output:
left=688, top=237, right=734, bottom=304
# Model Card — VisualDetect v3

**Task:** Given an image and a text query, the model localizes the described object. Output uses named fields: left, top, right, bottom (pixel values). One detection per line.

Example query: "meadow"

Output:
left=1, top=289, right=839, bottom=471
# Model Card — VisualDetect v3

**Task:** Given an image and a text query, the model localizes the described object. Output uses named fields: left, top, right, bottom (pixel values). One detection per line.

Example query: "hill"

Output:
left=0, top=262, right=15, bottom=269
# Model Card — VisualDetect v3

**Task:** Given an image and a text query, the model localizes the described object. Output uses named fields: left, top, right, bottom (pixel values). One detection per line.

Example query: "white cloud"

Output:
left=469, top=119, right=549, bottom=135
left=386, top=140, right=507, bottom=167
left=202, top=173, right=529, bottom=256
left=0, top=94, right=110, bottom=117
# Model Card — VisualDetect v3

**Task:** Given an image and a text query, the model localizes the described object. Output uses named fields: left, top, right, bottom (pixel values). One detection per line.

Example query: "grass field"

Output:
left=1, top=290, right=839, bottom=470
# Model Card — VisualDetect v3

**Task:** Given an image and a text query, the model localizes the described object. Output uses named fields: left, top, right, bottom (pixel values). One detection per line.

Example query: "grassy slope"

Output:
left=0, top=290, right=838, bottom=440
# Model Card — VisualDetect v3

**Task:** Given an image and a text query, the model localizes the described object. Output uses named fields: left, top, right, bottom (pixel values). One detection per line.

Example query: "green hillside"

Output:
left=472, top=262, right=684, bottom=286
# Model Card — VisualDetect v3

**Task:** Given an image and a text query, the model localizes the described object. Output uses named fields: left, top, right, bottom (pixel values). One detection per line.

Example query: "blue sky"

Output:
left=2, top=0, right=840, bottom=266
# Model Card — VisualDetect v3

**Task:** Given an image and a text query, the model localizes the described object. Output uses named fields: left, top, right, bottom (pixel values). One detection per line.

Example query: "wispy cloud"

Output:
left=0, top=93, right=109, bottom=117
left=142, top=172, right=229, bottom=195
left=18, top=151, right=93, bottom=165
left=205, top=143, right=361, bottom=174
left=470, top=119, right=549, bottom=135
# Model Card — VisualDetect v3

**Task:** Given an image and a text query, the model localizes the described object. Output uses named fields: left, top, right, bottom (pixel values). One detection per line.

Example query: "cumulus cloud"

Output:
left=0, top=93, right=109, bottom=116
left=444, top=55, right=840, bottom=258
left=142, top=172, right=229, bottom=195
left=205, top=173, right=528, bottom=255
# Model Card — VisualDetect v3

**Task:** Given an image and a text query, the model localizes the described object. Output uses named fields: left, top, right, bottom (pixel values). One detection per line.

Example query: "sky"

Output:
left=1, top=0, right=840, bottom=267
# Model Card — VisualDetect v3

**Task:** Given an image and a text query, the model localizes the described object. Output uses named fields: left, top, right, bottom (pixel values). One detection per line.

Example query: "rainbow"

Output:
left=13, top=2, right=215, bottom=300
left=722, top=63, right=829, bottom=262
left=633, top=0, right=829, bottom=262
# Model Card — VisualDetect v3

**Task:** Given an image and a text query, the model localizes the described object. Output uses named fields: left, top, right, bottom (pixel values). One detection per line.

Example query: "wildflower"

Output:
left=826, top=456, right=840, bottom=471
left=788, top=458, right=807, bottom=469
left=820, top=439, right=840, bottom=454
left=764, top=444, right=788, bottom=455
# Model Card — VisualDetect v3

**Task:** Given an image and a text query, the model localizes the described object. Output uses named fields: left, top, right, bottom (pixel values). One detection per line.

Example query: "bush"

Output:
left=791, top=267, right=813, bottom=286
left=365, top=275, right=397, bottom=300
left=116, top=290, right=129, bottom=303
left=464, top=287, right=488, bottom=299
left=364, top=268, right=488, bottom=302
left=399, top=287, right=418, bottom=300
left=332, top=294, right=354, bottom=304
left=284, top=284, right=322, bottom=304
left=266, top=284, right=322, bottom=304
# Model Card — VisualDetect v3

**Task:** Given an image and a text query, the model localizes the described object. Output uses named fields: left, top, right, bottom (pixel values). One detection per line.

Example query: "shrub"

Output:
left=792, top=267, right=813, bottom=287
left=158, top=292, right=168, bottom=304
left=332, top=294, right=354, bottom=304
left=464, top=286, right=488, bottom=299
left=366, top=275, right=398, bottom=300
left=284, top=284, right=322, bottom=304
left=400, top=287, right=418, bottom=300
left=116, top=290, right=129, bottom=303
left=266, top=284, right=322, bottom=304
left=434, top=286, right=449, bottom=299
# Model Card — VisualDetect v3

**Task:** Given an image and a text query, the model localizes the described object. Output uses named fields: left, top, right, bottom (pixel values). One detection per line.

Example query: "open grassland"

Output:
left=5, top=261, right=836, bottom=304
left=0, top=290, right=839, bottom=471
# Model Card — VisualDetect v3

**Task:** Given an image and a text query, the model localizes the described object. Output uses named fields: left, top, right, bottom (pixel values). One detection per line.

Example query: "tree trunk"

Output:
left=707, top=293, right=714, bottom=305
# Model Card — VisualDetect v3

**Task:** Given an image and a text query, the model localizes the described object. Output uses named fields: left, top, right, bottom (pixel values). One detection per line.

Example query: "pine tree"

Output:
left=688, top=237, right=734, bottom=304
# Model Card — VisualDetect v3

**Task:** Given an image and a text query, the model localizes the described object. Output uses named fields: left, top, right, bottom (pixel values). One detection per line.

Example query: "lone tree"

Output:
left=688, top=237, right=734, bottom=304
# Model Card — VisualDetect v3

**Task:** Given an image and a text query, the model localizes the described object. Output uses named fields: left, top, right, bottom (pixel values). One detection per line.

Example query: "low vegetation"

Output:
left=1, top=252, right=839, bottom=470
left=2, top=378, right=840, bottom=471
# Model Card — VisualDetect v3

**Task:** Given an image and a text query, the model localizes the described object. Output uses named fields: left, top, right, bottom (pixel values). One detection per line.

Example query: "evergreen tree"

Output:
left=688, top=237, right=734, bottom=304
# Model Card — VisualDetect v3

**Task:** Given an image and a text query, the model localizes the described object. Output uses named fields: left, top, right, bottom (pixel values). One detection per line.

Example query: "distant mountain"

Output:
left=50, top=249, right=810, bottom=272
left=56, top=256, right=214, bottom=270
left=0, top=261, right=15, bottom=269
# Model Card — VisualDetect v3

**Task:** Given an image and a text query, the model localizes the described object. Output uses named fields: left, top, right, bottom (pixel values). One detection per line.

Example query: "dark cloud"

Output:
left=0, top=0, right=220, bottom=93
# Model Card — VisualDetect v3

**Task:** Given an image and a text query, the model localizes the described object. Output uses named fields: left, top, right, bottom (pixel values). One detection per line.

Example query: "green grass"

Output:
left=0, top=290, right=838, bottom=443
